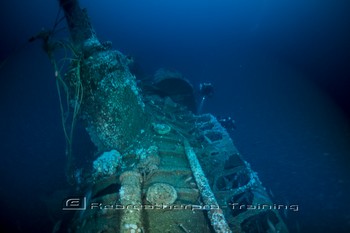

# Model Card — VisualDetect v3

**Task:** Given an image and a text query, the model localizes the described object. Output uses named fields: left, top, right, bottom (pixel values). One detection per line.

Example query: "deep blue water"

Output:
left=1, top=0, right=350, bottom=232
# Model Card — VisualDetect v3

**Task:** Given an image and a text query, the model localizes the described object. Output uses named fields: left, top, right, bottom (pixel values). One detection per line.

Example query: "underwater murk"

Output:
left=0, top=0, right=349, bottom=233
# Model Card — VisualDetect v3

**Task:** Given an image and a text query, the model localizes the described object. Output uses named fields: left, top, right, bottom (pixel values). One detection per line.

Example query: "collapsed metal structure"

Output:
left=49, top=0, right=290, bottom=232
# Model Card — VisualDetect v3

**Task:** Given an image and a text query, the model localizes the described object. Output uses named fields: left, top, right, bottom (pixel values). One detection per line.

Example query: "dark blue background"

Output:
left=1, top=0, right=350, bottom=232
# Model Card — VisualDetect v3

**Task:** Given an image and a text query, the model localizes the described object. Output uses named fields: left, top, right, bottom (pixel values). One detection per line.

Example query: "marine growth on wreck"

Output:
left=41, top=0, right=292, bottom=232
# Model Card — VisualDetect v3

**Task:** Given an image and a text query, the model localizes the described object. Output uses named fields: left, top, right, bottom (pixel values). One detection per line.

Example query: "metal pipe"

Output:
left=184, top=140, right=232, bottom=233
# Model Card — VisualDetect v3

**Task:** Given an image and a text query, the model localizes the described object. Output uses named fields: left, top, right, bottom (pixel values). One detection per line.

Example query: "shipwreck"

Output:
left=39, top=0, right=290, bottom=232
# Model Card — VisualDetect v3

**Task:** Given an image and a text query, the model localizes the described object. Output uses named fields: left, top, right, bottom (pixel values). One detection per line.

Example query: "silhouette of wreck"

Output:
left=43, top=0, right=290, bottom=232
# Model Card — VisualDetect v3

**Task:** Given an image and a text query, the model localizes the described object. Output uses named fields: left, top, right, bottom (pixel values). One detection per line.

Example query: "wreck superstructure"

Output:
left=48, top=0, right=290, bottom=232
